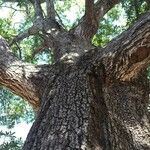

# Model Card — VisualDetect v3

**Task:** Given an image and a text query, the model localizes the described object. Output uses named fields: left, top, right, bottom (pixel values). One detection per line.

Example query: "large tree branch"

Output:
left=77, top=11, right=150, bottom=82
left=81, top=11, right=150, bottom=81
left=85, top=0, right=94, bottom=19
left=0, top=36, right=58, bottom=111
left=72, top=0, right=120, bottom=41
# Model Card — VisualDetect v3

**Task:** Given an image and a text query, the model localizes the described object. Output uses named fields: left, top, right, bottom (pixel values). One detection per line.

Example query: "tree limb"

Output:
left=33, top=0, right=44, bottom=18
left=146, top=0, right=150, bottom=9
left=10, top=17, right=62, bottom=46
left=95, top=0, right=120, bottom=20
left=46, top=0, right=55, bottom=19
left=85, top=11, right=150, bottom=81
left=6, top=0, right=66, bottom=60
left=72, top=0, right=120, bottom=41
left=85, top=0, right=95, bottom=20
left=0, top=36, right=58, bottom=111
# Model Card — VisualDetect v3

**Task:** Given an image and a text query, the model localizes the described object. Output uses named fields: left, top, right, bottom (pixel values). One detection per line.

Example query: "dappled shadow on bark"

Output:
left=22, top=61, right=150, bottom=150
left=103, top=70, right=150, bottom=149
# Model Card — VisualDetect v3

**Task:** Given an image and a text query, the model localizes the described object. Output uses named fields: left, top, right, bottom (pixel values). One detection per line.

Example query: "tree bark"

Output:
left=22, top=63, right=150, bottom=150
left=22, top=12, right=150, bottom=149
left=0, top=1, right=150, bottom=150
left=0, top=36, right=59, bottom=110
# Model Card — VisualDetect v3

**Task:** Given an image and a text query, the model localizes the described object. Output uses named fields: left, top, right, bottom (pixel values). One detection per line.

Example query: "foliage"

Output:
left=0, top=88, right=34, bottom=149
left=0, top=131, right=23, bottom=150
left=55, top=0, right=84, bottom=29
left=0, top=88, right=35, bottom=128
left=121, top=0, right=149, bottom=26
left=93, top=0, right=149, bottom=46
left=92, top=4, right=127, bottom=47
left=0, top=18, right=16, bottom=41
left=0, top=0, right=150, bottom=149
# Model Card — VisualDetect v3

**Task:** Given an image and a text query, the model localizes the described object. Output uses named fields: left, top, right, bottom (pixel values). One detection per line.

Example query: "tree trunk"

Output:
left=0, top=2, right=150, bottom=149
left=101, top=71, right=150, bottom=150
left=22, top=61, right=150, bottom=149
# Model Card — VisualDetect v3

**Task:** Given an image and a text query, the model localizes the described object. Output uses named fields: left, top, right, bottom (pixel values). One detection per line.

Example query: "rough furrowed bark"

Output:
left=0, top=36, right=60, bottom=110
left=0, top=1, right=150, bottom=149
left=103, top=71, right=150, bottom=149
left=23, top=63, right=94, bottom=150
left=81, top=11, right=150, bottom=82
left=22, top=59, right=150, bottom=150
left=22, top=12, right=150, bottom=149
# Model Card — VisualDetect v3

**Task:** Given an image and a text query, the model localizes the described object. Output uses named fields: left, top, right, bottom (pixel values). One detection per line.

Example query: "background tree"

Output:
left=0, top=0, right=150, bottom=149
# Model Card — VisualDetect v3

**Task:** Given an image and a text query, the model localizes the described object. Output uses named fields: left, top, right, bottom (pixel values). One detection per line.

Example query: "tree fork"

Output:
left=0, top=0, right=150, bottom=149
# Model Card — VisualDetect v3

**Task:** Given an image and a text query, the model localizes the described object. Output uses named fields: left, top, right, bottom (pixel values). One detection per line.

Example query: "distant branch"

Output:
left=10, top=26, right=38, bottom=46
left=72, top=0, right=120, bottom=41
left=33, top=0, right=44, bottom=18
left=46, top=0, right=55, bottom=19
left=32, top=41, right=49, bottom=58
left=0, top=5, right=25, bottom=11
left=10, top=18, right=62, bottom=46
left=95, top=0, right=120, bottom=20
left=89, top=12, right=150, bottom=81
left=55, top=10, right=66, bottom=29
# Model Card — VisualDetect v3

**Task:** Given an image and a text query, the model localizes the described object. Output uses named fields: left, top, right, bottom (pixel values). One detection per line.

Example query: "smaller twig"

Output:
left=0, top=5, right=25, bottom=11
left=55, top=10, right=66, bottom=29
left=15, top=42, right=22, bottom=59
left=32, top=42, right=48, bottom=58
left=10, top=19, right=45, bottom=46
